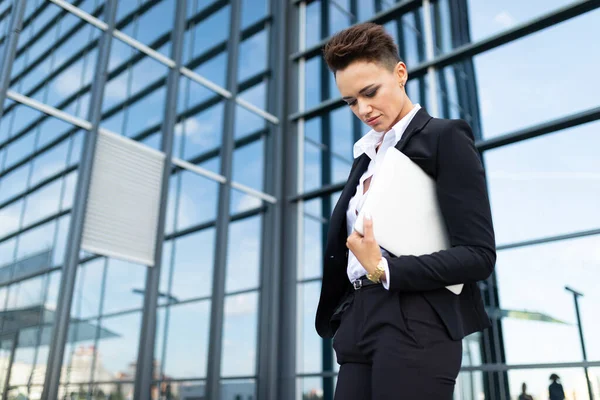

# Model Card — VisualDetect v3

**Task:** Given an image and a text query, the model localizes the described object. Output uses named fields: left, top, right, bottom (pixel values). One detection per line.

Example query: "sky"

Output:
left=0, top=0, right=599, bottom=398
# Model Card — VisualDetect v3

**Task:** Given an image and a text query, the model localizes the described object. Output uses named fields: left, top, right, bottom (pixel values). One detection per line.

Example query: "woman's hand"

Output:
left=346, top=214, right=382, bottom=275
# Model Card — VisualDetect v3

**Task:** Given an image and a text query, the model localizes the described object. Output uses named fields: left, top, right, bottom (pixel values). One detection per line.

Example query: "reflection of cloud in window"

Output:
left=237, top=194, right=262, bottom=211
left=224, top=294, right=256, bottom=316
left=175, top=117, right=217, bottom=147
left=494, top=11, right=516, bottom=28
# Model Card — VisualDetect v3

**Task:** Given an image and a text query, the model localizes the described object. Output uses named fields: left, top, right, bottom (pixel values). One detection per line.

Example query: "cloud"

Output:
left=237, top=194, right=262, bottom=210
left=225, top=293, right=257, bottom=316
left=174, top=117, right=217, bottom=147
left=0, top=205, right=21, bottom=237
left=494, top=11, right=516, bottom=29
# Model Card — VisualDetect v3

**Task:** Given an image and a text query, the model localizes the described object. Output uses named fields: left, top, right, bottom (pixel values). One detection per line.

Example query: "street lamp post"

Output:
left=564, top=286, right=594, bottom=400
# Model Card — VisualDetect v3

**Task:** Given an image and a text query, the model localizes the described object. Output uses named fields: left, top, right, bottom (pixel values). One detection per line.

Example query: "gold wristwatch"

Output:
left=366, top=258, right=386, bottom=283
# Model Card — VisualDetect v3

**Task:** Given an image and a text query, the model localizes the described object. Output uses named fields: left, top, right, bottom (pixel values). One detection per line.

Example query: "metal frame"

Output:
left=132, top=0, right=186, bottom=399
left=39, top=0, right=117, bottom=399
left=205, top=0, right=242, bottom=398
left=256, top=0, right=288, bottom=396
left=275, top=0, right=301, bottom=399
left=0, top=0, right=27, bottom=121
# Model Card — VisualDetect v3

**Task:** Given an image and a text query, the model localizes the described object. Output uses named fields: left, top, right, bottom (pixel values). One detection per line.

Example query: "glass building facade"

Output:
left=0, top=0, right=598, bottom=399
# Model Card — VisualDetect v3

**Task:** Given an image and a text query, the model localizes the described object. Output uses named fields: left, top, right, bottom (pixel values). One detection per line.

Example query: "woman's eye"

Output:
left=347, top=100, right=357, bottom=107
left=365, top=90, right=377, bottom=98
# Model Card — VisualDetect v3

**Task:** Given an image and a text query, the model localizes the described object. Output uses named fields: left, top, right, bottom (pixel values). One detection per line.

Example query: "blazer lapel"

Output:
left=395, top=108, right=433, bottom=152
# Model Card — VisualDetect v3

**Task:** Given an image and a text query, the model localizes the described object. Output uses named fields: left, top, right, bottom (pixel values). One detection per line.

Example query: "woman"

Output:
left=315, top=23, right=496, bottom=399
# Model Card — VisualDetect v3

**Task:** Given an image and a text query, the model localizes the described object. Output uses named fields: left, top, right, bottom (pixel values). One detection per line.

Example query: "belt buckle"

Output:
left=353, top=279, right=363, bottom=290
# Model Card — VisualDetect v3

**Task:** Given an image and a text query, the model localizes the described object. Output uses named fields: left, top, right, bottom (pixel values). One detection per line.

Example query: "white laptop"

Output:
left=353, top=147, right=463, bottom=295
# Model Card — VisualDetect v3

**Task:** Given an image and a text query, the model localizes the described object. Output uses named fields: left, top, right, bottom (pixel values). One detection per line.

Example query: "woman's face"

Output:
left=335, top=60, right=411, bottom=133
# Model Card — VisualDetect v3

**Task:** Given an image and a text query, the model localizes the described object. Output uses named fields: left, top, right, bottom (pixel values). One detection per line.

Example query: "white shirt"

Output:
left=345, top=104, right=422, bottom=290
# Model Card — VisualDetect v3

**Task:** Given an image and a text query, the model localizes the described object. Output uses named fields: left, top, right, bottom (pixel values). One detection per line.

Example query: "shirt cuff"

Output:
left=380, top=257, right=391, bottom=290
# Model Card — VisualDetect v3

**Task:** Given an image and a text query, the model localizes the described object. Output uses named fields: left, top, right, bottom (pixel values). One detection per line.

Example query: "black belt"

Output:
left=352, top=276, right=379, bottom=290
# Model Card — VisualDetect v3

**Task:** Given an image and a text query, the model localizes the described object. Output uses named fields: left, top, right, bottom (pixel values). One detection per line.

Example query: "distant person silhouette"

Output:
left=549, top=373, right=566, bottom=400
left=518, top=382, right=534, bottom=400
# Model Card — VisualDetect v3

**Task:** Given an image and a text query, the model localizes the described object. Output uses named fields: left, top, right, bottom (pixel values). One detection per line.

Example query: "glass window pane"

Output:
left=305, top=1, right=321, bottom=49
left=221, top=292, right=259, bottom=377
left=152, top=380, right=206, bottom=400
left=13, top=276, right=44, bottom=309
left=62, top=320, right=98, bottom=383
left=16, top=219, right=55, bottom=260
left=466, top=0, right=580, bottom=44
left=4, top=130, right=36, bottom=168
left=454, top=370, right=486, bottom=400
left=94, top=311, right=142, bottom=381
left=219, top=379, right=256, bottom=400
left=229, top=188, right=263, bottom=216
left=134, top=0, right=175, bottom=57
left=191, top=6, right=231, bottom=59
left=36, top=117, right=73, bottom=150
left=506, top=367, right=594, bottom=400
left=51, top=215, right=70, bottom=267
left=0, top=163, right=30, bottom=203
left=22, top=179, right=62, bottom=227
left=232, top=138, right=264, bottom=192
left=496, top=234, right=600, bottom=365
left=304, top=56, right=322, bottom=111
left=181, top=102, right=225, bottom=159
left=30, top=139, right=70, bottom=185
left=124, top=86, right=167, bottom=138
left=301, top=215, right=323, bottom=280
left=163, top=300, right=211, bottom=379
left=329, top=0, right=351, bottom=34
left=474, top=8, right=600, bottom=138
left=303, top=140, right=322, bottom=193
left=0, top=200, right=23, bottom=238
left=241, top=0, right=267, bottom=29
left=225, top=216, right=261, bottom=293
left=234, top=105, right=267, bottom=141
left=61, top=171, right=78, bottom=211
left=0, top=238, right=16, bottom=272
left=484, top=122, right=600, bottom=245
left=71, top=258, right=105, bottom=320
left=176, top=170, right=219, bottom=231
left=90, top=382, right=135, bottom=399
left=298, top=377, right=326, bottom=400
left=102, top=258, right=147, bottom=315
left=297, top=281, right=323, bottom=374
left=238, top=30, right=268, bottom=82
left=170, top=229, right=215, bottom=302
left=9, top=327, right=37, bottom=385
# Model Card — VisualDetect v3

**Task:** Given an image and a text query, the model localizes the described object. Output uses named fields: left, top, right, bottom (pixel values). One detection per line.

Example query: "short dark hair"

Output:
left=323, top=22, right=401, bottom=75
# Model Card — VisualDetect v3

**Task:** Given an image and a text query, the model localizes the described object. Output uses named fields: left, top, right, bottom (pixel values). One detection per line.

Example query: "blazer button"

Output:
left=329, top=255, right=335, bottom=259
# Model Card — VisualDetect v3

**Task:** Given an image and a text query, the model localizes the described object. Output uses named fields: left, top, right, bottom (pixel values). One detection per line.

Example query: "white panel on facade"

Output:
left=81, top=130, right=165, bottom=266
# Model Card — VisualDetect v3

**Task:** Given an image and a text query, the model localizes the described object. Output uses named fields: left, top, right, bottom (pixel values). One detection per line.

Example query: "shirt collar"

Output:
left=353, top=104, right=422, bottom=159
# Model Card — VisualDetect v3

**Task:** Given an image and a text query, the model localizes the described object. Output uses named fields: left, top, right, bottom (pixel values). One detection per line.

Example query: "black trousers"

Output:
left=332, top=284, right=462, bottom=400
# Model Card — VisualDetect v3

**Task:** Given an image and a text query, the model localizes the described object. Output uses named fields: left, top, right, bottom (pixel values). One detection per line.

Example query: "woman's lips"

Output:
left=367, top=116, right=380, bottom=125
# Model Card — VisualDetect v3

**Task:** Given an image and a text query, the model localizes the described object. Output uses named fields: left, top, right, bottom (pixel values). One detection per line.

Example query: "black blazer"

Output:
left=315, top=108, right=496, bottom=340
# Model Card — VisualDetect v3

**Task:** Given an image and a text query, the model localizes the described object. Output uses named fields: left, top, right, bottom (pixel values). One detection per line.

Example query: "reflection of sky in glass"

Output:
left=485, top=120, right=600, bottom=245
left=221, top=292, right=259, bottom=377
left=162, top=300, right=211, bottom=379
left=225, top=216, right=261, bottom=293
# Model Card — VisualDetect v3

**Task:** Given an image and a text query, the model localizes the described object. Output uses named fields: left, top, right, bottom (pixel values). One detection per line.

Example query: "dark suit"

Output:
left=315, top=108, right=496, bottom=399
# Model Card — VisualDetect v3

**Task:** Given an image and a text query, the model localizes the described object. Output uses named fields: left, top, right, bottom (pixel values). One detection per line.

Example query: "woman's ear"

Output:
left=395, top=62, right=408, bottom=87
